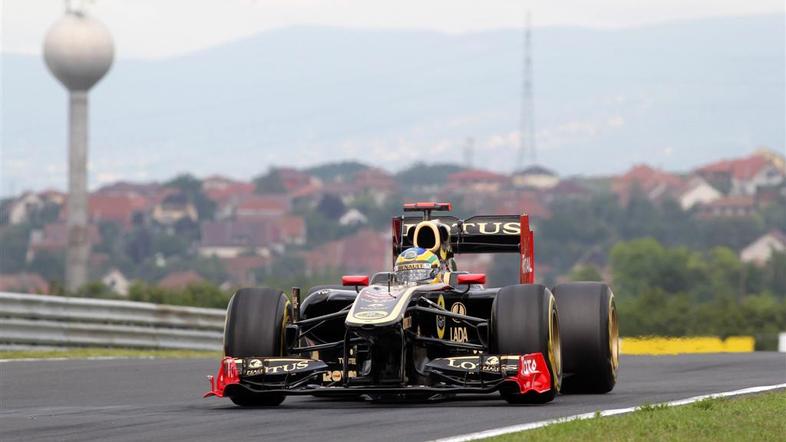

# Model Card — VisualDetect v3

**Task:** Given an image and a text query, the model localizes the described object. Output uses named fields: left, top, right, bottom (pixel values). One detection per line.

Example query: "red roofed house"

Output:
left=491, top=191, right=551, bottom=219
left=221, top=255, right=271, bottom=287
left=27, top=223, right=101, bottom=262
left=86, top=193, right=149, bottom=229
left=275, top=168, right=319, bottom=193
left=302, top=229, right=388, bottom=276
left=158, top=270, right=206, bottom=290
left=352, top=168, right=398, bottom=204
left=202, top=176, right=255, bottom=204
left=234, top=195, right=291, bottom=220
left=612, top=165, right=686, bottom=205
left=697, top=153, right=784, bottom=196
left=0, top=273, right=49, bottom=294
left=696, top=195, right=756, bottom=219
left=199, top=217, right=306, bottom=258
left=446, top=169, right=510, bottom=193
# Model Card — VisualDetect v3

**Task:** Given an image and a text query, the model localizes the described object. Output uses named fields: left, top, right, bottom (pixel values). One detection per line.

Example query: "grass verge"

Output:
left=485, top=390, right=786, bottom=442
left=0, top=348, right=221, bottom=360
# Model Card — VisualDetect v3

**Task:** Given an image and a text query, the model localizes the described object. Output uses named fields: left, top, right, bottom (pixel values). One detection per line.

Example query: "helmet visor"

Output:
left=395, top=265, right=438, bottom=284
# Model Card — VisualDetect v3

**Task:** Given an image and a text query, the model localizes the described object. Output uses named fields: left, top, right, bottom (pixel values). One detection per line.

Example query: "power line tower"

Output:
left=463, top=137, right=475, bottom=168
left=517, top=11, right=536, bottom=170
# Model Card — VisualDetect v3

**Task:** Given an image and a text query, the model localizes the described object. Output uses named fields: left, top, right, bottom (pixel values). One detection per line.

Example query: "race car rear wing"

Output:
left=392, top=204, right=535, bottom=283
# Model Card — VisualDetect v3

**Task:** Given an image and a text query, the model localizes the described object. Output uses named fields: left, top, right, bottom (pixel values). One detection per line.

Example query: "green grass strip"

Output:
left=485, top=390, right=786, bottom=442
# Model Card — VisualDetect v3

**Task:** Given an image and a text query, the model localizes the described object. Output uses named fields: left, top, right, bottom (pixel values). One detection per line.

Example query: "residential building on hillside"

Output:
left=5, top=191, right=64, bottom=225
left=678, top=177, right=722, bottom=210
left=151, top=193, right=198, bottom=226
left=84, top=193, right=150, bottom=229
left=446, top=169, right=509, bottom=194
left=102, top=268, right=130, bottom=296
left=612, top=165, right=685, bottom=205
left=339, top=208, right=368, bottom=226
left=697, top=153, right=784, bottom=196
left=302, top=229, right=388, bottom=276
left=696, top=195, right=756, bottom=218
left=740, top=230, right=786, bottom=265
left=27, top=223, right=101, bottom=262
left=199, top=217, right=306, bottom=258
left=511, top=165, right=559, bottom=190
left=0, top=273, right=49, bottom=294
left=158, top=270, right=205, bottom=290
left=202, top=176, right=255, bottom=204
left=221, top=255, right=271, bottom=287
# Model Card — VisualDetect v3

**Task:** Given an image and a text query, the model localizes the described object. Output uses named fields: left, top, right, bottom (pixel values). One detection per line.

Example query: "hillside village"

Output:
left=1, top=148, right=784, bottom=295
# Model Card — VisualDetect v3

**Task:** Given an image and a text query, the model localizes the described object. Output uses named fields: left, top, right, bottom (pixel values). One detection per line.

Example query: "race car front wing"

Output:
left=204, top=352, right=552, bottom=398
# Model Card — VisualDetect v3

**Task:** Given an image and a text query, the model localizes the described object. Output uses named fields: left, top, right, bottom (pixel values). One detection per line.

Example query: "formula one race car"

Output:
left=205, top=202, right=619, bottom=406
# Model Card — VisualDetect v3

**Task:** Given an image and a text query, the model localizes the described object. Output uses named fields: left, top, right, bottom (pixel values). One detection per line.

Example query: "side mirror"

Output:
left=457, top=273, right=486, bottom=285
left=342, top=275, right=369, bottom=287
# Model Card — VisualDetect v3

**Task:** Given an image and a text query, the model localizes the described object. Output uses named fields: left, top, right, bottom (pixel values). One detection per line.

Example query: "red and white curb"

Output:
left=431, top=383, right=786, bottom=442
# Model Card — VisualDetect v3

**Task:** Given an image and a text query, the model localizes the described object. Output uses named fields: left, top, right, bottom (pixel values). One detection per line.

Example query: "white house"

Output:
left=102, top=268, right=130, bottom=296
left=339, top=208, right=368, bottom=226
left=512, top=165, right=560, bottom=190
left=740, top=230, right=786, bottom=265
left=678, top=177, right=722, bottom=210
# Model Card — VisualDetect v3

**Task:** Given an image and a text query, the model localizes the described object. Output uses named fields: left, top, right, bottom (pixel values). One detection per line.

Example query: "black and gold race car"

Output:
left=205, top=202, right=619, bottom=406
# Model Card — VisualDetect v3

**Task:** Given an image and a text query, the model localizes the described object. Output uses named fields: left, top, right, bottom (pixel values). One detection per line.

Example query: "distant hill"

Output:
left=2, top=14, right=783, bottom=194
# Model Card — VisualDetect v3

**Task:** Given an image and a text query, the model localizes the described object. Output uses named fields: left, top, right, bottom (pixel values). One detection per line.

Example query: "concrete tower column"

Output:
left=66, top=91, right=89, bottom=290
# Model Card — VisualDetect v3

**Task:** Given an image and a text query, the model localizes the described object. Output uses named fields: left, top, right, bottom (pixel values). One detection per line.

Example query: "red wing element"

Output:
left=342, top=275, right=369, bottom=287
left=505, top=353, right=552, bottom=394
left=204, top=357, right=240, bottom=398
left=403, top=202, right=452, bottom=212
left=457, top=273, right=486, bottom=285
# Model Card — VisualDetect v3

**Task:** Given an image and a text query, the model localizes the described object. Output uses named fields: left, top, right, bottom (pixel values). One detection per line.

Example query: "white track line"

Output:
left=431, top=383, right=786, bottom=442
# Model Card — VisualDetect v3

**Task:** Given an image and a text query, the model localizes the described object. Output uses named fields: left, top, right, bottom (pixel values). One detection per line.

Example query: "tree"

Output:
left=164, top=173, right=216, bottom=220
left=253, top=169, right=286, bottom=194
left=0, top=225, right=31, bottom=273
left=568, top=265, right=603, bottom=282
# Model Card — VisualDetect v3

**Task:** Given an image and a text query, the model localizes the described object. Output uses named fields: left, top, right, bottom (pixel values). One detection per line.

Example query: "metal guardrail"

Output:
left=0, top=292, right=225, bottom=350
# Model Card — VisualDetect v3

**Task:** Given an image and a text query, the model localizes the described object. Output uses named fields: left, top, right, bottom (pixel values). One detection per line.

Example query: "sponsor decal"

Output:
left=450, top=302, right=466, bottom=323
left=436, top=294, right=446, bottom=339
left=428, top=356, right=519, bottom=374
left=243, top=359, right=317, bottom=377
left=322, top=370, right=357, bottom=382
left=449, top=327, right=469, bottom=343
left=403, top=249, right=418, bottom=259
left=402, top=220, right=521, bottom=236
left=354, top=311, right=387, bottom=319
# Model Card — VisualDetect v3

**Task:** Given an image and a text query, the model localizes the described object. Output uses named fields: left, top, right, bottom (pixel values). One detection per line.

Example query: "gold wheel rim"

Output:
left=548, top=296, right=562, bottom=391
left=608, top=297, right=619, bottom=372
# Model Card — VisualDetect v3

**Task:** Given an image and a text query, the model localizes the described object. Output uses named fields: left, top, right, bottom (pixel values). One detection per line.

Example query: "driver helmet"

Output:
left=394, top=247, right=442, bottom=284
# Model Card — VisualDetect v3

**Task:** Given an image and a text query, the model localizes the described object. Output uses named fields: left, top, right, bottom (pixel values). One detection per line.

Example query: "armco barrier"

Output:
left=0, top=292, right=224, bottom=350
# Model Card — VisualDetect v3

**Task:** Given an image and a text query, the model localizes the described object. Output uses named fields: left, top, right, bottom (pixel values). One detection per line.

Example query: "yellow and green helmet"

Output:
left=394, top=247, right=441, bottom=284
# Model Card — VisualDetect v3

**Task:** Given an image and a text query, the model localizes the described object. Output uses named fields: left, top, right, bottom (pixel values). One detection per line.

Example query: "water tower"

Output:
left=44, top=5, right=114, bottom=292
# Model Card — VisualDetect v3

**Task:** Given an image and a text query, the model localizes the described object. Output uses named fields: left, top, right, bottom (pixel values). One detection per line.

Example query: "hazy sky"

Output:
left=2, top=0, right=784, bottom=59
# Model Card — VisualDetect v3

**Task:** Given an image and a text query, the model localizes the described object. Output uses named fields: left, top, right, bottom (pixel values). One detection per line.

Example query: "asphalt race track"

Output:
left=1, top=353, right=784, bottom=441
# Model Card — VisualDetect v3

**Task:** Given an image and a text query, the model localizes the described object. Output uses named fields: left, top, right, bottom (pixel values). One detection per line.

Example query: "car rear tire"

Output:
left=224, top=287, right=291, bottom=406
left=552, top=282, right=618, bottom=394
left=491, top=284, right=561, bottom=404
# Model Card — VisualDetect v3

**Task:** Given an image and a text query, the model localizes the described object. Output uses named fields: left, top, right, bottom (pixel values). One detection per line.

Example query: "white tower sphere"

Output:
left=44, top=11, right=114, bottom=91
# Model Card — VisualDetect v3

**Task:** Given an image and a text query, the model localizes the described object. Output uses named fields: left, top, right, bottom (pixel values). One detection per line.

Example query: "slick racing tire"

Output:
left=491, top=284, right=561, bottom=404
left=552, top=282, right=618, bottom=394
left=224, top=287, right=291, bottom=406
